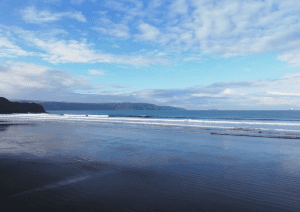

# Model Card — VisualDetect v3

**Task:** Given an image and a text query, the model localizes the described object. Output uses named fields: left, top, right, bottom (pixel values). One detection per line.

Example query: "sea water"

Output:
left=0, top=110, right=300, bottom=211
left=1, top=110, right=300, bottom=139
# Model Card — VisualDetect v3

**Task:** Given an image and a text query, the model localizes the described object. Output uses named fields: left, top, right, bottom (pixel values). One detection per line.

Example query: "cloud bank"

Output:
left=0, top=62, right=91, bottom=100
left=2, top=61, right=300, bottom=109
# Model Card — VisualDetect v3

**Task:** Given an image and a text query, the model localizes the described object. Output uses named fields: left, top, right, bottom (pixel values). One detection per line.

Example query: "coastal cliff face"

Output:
left=0, top=97, right=46, bottom=114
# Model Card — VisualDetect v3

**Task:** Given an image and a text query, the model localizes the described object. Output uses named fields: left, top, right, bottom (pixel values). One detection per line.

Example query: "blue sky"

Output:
left=1, top=0, right=300, bottom=109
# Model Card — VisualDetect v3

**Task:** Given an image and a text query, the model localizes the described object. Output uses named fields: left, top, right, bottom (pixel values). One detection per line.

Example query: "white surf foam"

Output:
left=1, top=114, right=300, bottom=136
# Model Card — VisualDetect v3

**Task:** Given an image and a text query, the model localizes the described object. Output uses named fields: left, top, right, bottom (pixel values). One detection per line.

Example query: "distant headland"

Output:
left=8, top=99, right=186, bottom=111
left=0, top=97, right=46, bottom=114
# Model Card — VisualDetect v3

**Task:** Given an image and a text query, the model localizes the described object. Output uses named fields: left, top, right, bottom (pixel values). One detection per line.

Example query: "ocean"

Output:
left=2, top=110, right=300, bottom=139
left=0, top=110, right=300, bottom=211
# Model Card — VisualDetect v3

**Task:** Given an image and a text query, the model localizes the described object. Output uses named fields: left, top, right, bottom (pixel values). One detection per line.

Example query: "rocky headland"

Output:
left=0, top=97, right=46, bottom=114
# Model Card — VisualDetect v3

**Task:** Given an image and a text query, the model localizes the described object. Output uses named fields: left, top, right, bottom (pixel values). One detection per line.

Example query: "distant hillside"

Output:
left=12, top=100, right=186, bottom=111
left=0, top=97, right=45, bottom=114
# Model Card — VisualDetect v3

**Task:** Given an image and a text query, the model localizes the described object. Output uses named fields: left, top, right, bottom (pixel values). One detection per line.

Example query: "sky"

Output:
left=1, top=0, right=300, bottom=110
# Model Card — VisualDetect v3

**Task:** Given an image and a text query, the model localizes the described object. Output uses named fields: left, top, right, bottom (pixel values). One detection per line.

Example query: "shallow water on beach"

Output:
left=0, top=121, right=300, bottom=211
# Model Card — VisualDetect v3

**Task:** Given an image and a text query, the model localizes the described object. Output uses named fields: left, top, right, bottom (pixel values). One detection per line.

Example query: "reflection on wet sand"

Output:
left=0, top=122, right=300, bottom=211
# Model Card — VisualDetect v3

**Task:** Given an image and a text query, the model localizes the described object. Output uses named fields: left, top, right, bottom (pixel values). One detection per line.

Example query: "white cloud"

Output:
left=192, top=88, right=243, bottom=97
left=5, top=1, right=300, bottom=70
left=187, top=1, right=300, bottom=55
left=121, top=0, right=300, bottom=65
left=0, top=62, right=137, bottom=102
left=31, top=38, right=105, bottom=63
left=28, top=37, right=167, bottom=66
left=221, top=88, right=241, bottom=96
left=22, top=6, right=86, bottom=24
left=16, top=0, right=300, bottom=67
left=0, top=37, right=32, bottom=57
left=137, top=23, right=161, bottom=41
left=0, top=25, right=169, bottom=66
left=135, top=23, right=175, bottom=45
left=88, top=70, right=105, bottom=75
left=170, top=0, right=188, bottom=15
left=104, top=0, right=143, bottom=21
left=16, top=1, right=300, bottom=67
left=281, top=72, right=300, bottom=79
left=94, top=0, right=144, bottom=40
left=0, top=61, right=91, bottom=97
left=278, top=51, right=300, bottom=68
left=246, top=96, right=300, bottom=106
left=128, top=71, right=300, bottom=109
left=94, top=18, right=130, bottom=38
left=191, top=93, right=219, bottom=97
left=2, top=61, right=300, bottom=109
left=266, top=91, right=300, bottom=96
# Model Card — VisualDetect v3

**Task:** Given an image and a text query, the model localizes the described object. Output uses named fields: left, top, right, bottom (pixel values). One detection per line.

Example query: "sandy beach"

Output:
left=1, top=121, right=300, bottom=211
left=2, top=0, right=300, bottom=210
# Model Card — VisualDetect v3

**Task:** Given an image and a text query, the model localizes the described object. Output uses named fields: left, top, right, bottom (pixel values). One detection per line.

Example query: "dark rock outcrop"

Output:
left=0, top=97, right=46, bottom=114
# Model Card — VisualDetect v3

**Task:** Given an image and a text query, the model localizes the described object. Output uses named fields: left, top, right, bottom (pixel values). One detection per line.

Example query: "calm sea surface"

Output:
left=0, top=110, right=300, bottom=211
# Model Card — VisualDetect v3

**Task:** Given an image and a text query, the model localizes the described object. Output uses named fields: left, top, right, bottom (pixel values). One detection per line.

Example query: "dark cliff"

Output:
left=0, top=97, right=46, bottom=114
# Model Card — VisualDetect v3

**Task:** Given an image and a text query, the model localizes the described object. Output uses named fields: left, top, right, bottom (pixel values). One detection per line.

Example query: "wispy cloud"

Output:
left=11, top=1, right=300, bottom=67
left=93, top=18, right=130, bottom=38
left=21, top=6, right=86, bottom=24
left=266, top=91, right=300, bottom=96
left=2, top=26, right=168, bottom=66
left=277, top=51, right=300, bottom=68
left=94, top=0, right=144, bottom=38
left=100, top=0, right=300, bottom=65
left=30, top=38, right=167, bottom=65
left=88, top=69, right=105, bottom=75
left=0, top=37, right=32, bottom=57
left=14, top=1, right=300, bottom=67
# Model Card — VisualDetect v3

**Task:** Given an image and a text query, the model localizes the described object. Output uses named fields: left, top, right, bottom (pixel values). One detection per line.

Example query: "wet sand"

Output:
left=1, top=155, right=292, bottom=212
left=0, top=122, right=300, bottom=211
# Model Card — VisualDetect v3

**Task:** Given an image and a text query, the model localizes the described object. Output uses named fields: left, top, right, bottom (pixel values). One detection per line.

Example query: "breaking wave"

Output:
left=1, top=113, right=300, bottom=139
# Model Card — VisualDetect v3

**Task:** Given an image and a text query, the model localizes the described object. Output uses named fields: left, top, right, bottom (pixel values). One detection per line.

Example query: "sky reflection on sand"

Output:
left=0, top=122, right=299, bottom=172
left=1, top=122, right=300, bottom=211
